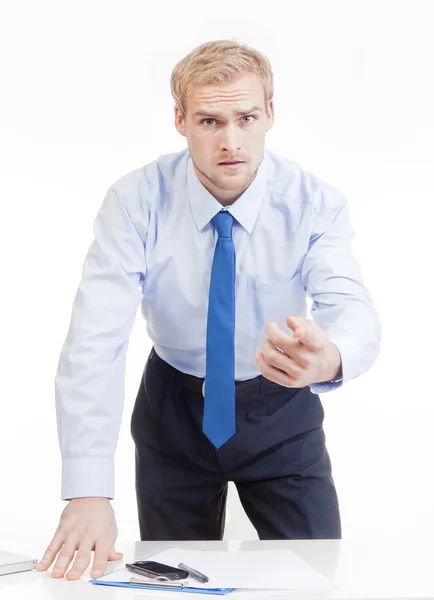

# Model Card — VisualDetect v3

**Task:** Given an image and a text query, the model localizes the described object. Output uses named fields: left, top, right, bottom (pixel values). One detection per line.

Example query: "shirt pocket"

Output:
left=247, top=272, right=307, bottom=340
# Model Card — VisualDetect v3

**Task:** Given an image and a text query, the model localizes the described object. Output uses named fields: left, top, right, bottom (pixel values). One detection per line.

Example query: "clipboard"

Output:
left=89, top=566, right=234, bottom=595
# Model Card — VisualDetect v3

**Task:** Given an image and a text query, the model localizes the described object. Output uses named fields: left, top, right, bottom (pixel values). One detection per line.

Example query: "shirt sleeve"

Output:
left=55, top=187, right=147, bottom=500
left=301, top=185, right=382, bottom=394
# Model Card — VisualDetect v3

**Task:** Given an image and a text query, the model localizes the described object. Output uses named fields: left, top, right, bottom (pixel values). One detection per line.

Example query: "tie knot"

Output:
left=212, top=211, right=234, bottom=238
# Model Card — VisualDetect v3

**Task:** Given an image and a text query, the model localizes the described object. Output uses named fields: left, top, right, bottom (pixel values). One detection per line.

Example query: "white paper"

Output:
left=128, top=548, right=336, bottom=590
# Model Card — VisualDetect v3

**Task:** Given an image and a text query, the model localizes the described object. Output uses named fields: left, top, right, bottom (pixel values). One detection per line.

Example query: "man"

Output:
left=36, top=39, right=381, bottom=581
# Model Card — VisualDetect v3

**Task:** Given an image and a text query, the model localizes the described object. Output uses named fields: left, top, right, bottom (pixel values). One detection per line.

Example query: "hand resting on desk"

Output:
left=35, top=497, right=122, bottom=580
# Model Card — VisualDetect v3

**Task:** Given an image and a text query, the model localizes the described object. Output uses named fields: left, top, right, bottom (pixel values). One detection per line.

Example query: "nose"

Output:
left=219, top=124, right=241, bottom=154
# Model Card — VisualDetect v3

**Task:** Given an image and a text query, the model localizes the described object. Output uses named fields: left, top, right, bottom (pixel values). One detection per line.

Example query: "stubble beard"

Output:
left=197, top=162, right=258, bottom=193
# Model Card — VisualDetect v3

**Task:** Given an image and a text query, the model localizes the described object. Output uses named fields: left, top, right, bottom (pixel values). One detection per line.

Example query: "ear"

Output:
left=265, top=99, right=274, bottom=132
left=174, top=105, right=187, bottom=137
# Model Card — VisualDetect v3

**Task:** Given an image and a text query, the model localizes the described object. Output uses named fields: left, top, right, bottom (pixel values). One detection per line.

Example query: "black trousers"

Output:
left=130, top=347, right=341, bottom=541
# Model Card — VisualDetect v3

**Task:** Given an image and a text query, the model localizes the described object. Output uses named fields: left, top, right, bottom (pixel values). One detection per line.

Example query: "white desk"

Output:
left=1, top=539, right=433, bottom=599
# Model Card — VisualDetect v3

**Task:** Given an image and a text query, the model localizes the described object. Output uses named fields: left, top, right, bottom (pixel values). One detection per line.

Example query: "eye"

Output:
left=242, top=115, right=255, bottom=123
left=202, top=119, right=216, bottom=126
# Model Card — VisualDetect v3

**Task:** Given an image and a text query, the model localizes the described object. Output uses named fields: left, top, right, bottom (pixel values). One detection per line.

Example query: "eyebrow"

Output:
left=192, top=106, right=263, bottom=119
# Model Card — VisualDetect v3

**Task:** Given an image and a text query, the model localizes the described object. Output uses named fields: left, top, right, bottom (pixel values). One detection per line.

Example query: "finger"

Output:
left=261, top=336, right=313, bottom=372
left=108, top=547, right=123, bottom=561
left=66, top=541, right=93, bottom=580
left=286, top=315, right=308, bottom=336
left=51, top=537, right=79, bottom=578
left=256, top=348, right=299, bottom=388
left=286, top=315, right=319, bottom=347
left=264, top=321, right=299, bottom=356
left=90, top=542, right=110, bottom=579
left=286, top=316, right=327, bottom=351
left=36, top=532, right=65, bottom=571
left=260, top=339, right=303, bottom=380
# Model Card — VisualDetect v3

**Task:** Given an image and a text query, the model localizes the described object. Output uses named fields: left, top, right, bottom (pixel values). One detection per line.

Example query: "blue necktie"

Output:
left=203, top=210, right=236, bottom=448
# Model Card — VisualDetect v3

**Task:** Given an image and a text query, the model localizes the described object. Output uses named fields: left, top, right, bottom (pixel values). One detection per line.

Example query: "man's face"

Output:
left=175, top=72, right=274, bottom=205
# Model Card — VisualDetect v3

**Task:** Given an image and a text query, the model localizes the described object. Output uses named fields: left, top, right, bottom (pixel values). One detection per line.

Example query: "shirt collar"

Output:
left=187, top=153, right=267, bottom=233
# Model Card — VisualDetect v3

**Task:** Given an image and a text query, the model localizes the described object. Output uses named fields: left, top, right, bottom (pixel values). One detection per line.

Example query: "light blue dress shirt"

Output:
left=55, top=147, right=381, bottom=500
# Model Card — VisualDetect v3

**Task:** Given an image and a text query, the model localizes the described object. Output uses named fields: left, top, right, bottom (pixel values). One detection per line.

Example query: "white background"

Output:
left=1, top=0, right=433, bottom=561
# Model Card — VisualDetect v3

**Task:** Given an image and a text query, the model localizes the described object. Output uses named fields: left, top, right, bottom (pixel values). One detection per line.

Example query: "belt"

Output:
left=148, top=347, right=281, bottom=397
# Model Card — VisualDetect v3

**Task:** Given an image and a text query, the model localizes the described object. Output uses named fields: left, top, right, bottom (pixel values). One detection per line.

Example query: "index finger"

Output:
left=295, top=323, right=328, bottom=351
left=36, top=532, right=65, bottom=571
left=264, top=321, right=299, bottom=354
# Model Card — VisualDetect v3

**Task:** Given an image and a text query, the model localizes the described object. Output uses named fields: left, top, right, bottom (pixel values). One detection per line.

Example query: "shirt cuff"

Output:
left=310, top=378, right=343, bottom=394
left=61, top=457, right=114, bottom=500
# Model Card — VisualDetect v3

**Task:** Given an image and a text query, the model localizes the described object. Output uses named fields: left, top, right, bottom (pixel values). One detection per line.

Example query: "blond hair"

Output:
left=170, top=39, right=274, bottom=116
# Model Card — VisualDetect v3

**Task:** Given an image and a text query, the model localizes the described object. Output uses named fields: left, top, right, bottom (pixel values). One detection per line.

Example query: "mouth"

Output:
left=218, top=161, right=245, bottom=168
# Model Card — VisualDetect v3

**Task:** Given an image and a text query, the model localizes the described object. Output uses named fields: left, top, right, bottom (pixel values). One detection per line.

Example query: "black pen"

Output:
left=178, top=562, right=209, bottom=583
